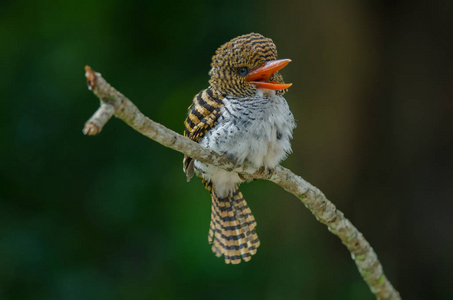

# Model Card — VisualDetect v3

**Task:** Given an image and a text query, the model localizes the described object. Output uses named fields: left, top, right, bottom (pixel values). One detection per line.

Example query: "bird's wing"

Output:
left=183, top=88, right=223, bottom=181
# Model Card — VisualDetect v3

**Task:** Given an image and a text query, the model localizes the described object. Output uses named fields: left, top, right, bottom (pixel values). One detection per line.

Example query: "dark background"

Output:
left=1, top=0, right=452, bottom=299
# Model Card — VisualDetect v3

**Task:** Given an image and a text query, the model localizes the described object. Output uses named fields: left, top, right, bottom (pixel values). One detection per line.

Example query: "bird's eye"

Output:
left=238, top=67, right=248, bottom=76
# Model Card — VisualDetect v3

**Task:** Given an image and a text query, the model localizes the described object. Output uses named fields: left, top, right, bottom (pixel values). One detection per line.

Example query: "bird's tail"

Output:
left=208, top=184, right=260, bottom=264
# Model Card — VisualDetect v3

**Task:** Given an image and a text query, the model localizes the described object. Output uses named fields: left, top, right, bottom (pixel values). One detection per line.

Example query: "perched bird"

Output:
left=183, top=33, right=296, bottom=264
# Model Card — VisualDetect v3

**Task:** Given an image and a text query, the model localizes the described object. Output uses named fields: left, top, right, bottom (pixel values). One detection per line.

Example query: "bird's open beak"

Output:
left=245, top=59, right=292, bottom=90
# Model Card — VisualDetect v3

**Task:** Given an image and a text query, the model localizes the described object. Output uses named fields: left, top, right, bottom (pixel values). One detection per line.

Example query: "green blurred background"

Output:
left=1, top=0, right=452, bottom=299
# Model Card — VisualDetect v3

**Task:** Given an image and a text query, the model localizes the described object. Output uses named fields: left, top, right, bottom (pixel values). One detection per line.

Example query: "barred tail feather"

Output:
left=208, top=184, right=260, bottom=264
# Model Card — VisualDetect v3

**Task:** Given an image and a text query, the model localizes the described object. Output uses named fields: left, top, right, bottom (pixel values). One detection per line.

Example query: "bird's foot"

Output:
left=258, top=166, right=275, bottom=178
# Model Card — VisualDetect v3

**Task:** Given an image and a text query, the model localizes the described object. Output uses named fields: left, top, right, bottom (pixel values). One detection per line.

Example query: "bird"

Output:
left=183, top=33, right=296, bottom=264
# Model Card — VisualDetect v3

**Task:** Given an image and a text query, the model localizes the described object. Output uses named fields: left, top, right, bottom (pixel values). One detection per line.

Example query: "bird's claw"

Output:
left=258, top=166, right=274, bottom=177
left=238, top=173, right=247, bottom=181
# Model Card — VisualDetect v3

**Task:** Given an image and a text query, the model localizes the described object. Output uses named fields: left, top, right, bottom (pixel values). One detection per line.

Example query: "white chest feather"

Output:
left=194, top=91, right=296, bottom=196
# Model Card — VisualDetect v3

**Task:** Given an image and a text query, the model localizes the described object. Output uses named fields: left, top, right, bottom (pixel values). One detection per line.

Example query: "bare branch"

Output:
left=83, top=66, right=401, bottom=300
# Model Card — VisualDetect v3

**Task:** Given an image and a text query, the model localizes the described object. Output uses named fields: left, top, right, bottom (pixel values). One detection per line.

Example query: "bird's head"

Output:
left=209, top=33, right=292, bottom=98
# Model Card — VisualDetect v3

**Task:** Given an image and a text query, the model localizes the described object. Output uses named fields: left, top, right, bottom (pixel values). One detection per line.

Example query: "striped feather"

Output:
left=183, top=88, right=223, bottom=181
left=208, top=185, right=260, bottom=264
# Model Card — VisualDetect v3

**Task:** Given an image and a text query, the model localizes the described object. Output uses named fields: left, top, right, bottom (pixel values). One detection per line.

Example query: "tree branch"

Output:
left=82, top=66, right=401, bottom=300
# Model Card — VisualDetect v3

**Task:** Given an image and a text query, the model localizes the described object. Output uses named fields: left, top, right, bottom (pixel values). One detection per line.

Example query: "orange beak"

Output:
left=245, top=59, right=292, bottom=90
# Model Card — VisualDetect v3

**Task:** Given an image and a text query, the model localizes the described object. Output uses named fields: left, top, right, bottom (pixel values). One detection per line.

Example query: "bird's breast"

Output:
left=199, top=93, right=296, bottom=169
